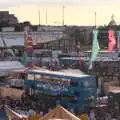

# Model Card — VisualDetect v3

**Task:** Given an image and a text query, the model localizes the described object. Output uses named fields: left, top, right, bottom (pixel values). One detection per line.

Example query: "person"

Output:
left=23, top=117, right=29, bottom=120
left=40, top=111, right=43, bottom=116
left=105, top=112, right=112, bottom=120
left=48, top=108, right=52, bottom=112
left=89, top=109, right=96, bottom=120
left=70, top=108, right=74, bottom=114
left=79, top=112, right=89, bottom=120
left=28, top=109, right=36, bottom=116
left=35, top=112, right=41, bottom=120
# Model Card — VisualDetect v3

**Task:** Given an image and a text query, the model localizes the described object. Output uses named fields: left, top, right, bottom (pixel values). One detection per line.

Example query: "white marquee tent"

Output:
left=41, top=105, right=80, bottom=120
left=0, top=61, right=24, bottom=76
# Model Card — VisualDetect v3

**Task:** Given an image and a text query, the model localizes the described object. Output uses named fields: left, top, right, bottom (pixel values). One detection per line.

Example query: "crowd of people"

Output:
left=1, top=93, right=119, bottom=120
left=1, top=94, right=55, bottom=116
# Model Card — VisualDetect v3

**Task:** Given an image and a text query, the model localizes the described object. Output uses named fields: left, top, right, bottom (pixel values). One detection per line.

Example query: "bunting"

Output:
left=88, top=30, right=100, bottom=69
left=108, top=29, right=116, bottom=52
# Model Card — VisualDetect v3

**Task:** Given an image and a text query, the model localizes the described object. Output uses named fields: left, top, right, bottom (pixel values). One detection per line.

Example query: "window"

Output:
left=70, top=80, right=78, bottom=86
left=83, top=80, right=95, bottom=88
left=74, top=92, right=80, bottom=97
left=35, top=74, right=41, bottom=81
left=43, top=75, right=51, bottom=79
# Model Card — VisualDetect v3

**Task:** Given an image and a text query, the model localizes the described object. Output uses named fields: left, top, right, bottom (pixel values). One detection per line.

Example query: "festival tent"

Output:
left=0, top=61, right=24, bottom=76
left=41, top=105, right=80, bottom=120
left=0, top=63, right=42, bottom=77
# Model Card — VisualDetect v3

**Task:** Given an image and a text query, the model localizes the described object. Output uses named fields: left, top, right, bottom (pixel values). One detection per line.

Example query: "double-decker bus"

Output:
left=25, top=69, right=97, bottom=112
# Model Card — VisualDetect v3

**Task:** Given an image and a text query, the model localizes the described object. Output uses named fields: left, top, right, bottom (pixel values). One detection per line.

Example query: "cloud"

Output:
left=0, top=0, right=69, bottom=7
left=0, top=0, right=120, bottom=8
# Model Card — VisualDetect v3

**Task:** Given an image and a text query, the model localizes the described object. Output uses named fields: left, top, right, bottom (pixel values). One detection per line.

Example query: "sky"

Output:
left=0, top=0, right=120, bottom=26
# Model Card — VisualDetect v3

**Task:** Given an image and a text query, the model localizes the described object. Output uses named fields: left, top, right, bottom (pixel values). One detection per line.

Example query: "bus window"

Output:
left=83, top=80, right=95, bottom=88
left=80, top=82, right=84, bottom=88
left=74, top=91, right=80, bottom=97
left=70, top=80, right=78, bottom=87
left=35, top=74, right=42, bottom=81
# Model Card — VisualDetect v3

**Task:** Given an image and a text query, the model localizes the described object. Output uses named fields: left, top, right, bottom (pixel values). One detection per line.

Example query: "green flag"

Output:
left=88, top=30, right=100, bottom=69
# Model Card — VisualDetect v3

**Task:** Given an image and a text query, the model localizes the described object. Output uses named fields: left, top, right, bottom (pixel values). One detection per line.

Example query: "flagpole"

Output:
left=46, top=8, right=48, bottom=25
left=95, top=12, right=96, bottom=28
left=38, top=9, right=41, bottom=26
left=62, top=5, right=65, bottom=26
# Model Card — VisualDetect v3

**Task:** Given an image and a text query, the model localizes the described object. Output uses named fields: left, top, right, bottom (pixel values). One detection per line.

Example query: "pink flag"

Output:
left=108, top=29, right=116, bottom=52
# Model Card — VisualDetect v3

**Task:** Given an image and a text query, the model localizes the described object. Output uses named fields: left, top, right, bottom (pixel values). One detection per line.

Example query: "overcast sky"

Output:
left=0, top=0, right=120, bottom=26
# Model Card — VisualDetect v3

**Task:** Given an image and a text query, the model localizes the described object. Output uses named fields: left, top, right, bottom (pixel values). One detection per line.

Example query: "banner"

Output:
left=88, top=30, right=100, bottom=69
left=24, top=31, right=33, bottom=54
left=108, top=29, right=116, bottom=52
left=23, top=29, right=34, bottom=67
left=21, top=52, right=31, bottom=66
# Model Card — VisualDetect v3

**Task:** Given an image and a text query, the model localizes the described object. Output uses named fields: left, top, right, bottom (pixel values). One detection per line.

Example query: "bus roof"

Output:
left=26, top=69, right=93, bottom=79
left=109, top=90, right=120, bottom=94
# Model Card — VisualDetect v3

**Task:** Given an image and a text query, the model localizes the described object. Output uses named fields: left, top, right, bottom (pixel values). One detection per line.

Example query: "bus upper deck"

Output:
left=25, top=68, right=97, bottom=111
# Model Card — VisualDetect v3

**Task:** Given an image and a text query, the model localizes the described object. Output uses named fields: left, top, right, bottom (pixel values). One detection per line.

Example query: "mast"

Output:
left=95, top=12, right=96, bottom=28
left=38, top=9, right=41, bottom=26
left=62, top=5, right=65, bottom=26
left=46, top=8, right=48, bottom=25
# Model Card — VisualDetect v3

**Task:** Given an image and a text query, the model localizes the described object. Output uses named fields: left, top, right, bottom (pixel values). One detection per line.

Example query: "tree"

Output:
left=23, top=21, right=31, bottom=26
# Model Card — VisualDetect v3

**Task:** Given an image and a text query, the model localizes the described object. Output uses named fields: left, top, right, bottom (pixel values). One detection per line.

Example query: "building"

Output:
left=0, top=25, right=94, bottom=55
left=108, top=14, right=117, bottom=26
left=0, top=11, right=18, bottom=27
left=37, top=26, right=94, bottom=54
left=86, top=51, right=120, bottom=95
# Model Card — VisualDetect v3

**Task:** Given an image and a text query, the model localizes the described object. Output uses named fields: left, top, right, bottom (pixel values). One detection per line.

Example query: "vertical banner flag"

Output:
left=108, top=29, right=116, bottom=52
left=24, top=31, right=33, bottom=54
left=88, top=30, right=100, bottom=69
left=22, top=28, right=33, bottom=67
left=117, top=31, right=120, bottom=53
